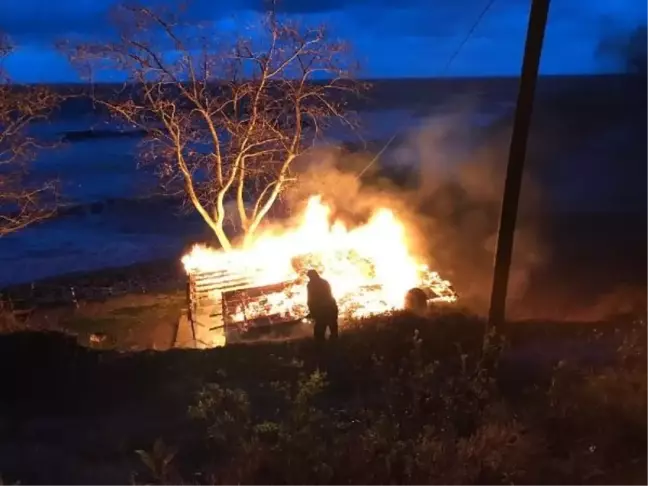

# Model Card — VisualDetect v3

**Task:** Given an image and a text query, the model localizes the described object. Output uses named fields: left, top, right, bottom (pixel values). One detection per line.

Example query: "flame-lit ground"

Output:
left=182, top=196, right=457, bottom=324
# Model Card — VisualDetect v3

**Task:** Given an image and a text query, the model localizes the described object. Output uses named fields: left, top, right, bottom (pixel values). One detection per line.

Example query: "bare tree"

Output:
left=67, top=5, right=364, bottom=250
left=0, top=34, right=59, bottom=236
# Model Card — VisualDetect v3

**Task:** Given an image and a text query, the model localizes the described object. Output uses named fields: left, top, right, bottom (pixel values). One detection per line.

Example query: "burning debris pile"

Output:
left=180, top=196, right=456, bottom=345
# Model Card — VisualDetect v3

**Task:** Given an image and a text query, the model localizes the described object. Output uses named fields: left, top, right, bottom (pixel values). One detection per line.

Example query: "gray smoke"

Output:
left=596, top=23, right=647, bottom=76
left=285, top=112, right=546, bottom=316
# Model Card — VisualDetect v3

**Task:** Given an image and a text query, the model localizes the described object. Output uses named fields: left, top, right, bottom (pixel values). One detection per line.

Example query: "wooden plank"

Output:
left=221, top=280, right=301, bottom=328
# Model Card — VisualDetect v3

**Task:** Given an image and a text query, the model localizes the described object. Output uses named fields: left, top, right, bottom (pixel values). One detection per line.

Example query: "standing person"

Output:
left=305, top=269, right=339, bottom=343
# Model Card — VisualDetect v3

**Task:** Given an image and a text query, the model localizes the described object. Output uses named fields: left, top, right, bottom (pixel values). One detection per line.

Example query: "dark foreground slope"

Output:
left=0, top=314, right=645, bottom=484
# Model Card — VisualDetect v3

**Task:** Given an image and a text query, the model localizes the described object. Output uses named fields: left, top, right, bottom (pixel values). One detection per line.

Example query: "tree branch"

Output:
left=62, top=8, right=363, bottom=250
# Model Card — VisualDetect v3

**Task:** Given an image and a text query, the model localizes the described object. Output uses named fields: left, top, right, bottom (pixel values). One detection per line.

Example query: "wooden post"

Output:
left=187, top=275, right=197, bottom=346
left=488, top=0, right=551, bottom=329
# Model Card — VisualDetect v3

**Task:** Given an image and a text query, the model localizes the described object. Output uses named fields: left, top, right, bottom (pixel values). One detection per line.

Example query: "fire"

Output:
left=182, top=195, right=456, bottom=323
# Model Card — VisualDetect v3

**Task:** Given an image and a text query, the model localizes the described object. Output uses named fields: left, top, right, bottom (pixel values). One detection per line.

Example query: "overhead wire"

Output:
left=355, top=0, right=498, bottom=179
left=441, top=0, right=499, bottom=76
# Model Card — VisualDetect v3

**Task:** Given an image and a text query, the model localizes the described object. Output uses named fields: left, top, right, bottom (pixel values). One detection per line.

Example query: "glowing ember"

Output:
left=182, top=195, right=456, bottom=323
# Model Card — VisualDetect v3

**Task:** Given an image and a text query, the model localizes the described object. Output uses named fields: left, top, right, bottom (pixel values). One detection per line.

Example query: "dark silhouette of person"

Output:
left=306, top=269, right=339, bottom=342
left=405, top=287, right=428, bottom=315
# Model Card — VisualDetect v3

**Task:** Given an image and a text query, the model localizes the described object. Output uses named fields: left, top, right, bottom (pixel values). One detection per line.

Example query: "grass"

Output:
left=1, top=291, right=185, bottom=351
left=0, top=308, right=645, bottom=484
left=62, top=293, right=185, bottom=350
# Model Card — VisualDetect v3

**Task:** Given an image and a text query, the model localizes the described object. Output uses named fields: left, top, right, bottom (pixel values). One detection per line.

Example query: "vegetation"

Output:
left=65, top=5, right=363, bottom=250
left=0, top=311, right=644, bottom=484
left=0, top=33, right=59, bottom=236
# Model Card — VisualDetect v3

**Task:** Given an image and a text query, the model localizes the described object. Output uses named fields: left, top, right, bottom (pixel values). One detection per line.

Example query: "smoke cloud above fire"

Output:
left=285, top=111, right=546, bottom=316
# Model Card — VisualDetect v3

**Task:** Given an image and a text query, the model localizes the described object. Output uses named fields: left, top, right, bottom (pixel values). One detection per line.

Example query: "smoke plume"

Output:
left=596, top=23, right=647, bottom=76
left=285, top=112, right=546, bottom=316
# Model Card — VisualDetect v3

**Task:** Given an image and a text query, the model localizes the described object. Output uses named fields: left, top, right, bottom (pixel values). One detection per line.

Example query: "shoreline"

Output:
left=1, top=209, right=645, bottom=317
left=0, top=257, right=184, bottom=310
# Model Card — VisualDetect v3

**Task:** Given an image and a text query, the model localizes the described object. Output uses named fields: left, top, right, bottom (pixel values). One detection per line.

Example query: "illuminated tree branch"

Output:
left=65, top=5, right=363, bottom=250
left=0, top=33, right=59, bottom=236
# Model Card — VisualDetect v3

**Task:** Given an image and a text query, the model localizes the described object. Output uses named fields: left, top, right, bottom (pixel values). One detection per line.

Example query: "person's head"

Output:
left=306, top=269, right=320, bottom=281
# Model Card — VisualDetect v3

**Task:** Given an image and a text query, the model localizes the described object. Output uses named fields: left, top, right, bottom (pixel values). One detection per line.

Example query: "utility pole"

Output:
left=487, top=0, right=551, bottom=329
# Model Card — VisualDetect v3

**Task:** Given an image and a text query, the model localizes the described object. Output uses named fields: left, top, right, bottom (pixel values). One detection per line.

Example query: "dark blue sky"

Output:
left=0, top=0, right=645, bottom=82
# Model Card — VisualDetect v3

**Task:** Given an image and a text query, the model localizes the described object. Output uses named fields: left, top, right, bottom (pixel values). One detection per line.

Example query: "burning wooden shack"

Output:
left=177, top=258, right=456, bottom=348
left=174, top=196, right=458, bottom=348
left=181, top=267, right=306, bottom=348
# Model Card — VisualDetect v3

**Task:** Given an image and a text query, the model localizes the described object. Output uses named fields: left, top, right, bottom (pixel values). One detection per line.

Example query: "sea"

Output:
left=0, top=75, right=644, bottom=287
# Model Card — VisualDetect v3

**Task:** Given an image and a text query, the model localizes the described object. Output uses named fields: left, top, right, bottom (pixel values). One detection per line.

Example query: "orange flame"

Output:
left=182, top=195, right=456, bottom=321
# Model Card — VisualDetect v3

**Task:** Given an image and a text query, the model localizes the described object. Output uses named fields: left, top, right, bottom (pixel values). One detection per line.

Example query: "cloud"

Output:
left=0, top=0, right=119, bottom=43
left=1, top=0, right=646, bottom=81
